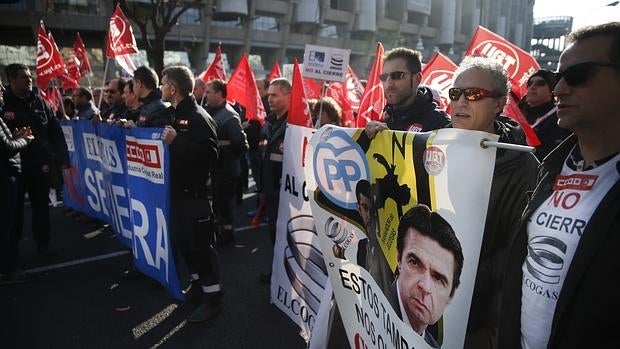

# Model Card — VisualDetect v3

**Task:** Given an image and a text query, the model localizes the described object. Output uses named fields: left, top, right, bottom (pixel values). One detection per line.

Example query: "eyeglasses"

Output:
left=553, top=62, right=620, bottom=88
left=448, top=87, right=502, bottom=102
left=527, top=79, right=547, bottom=88
left=378, top=71, right=417, bottom=82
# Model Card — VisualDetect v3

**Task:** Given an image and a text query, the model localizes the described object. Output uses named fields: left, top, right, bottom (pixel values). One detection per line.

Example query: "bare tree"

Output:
left=116, top=0, right=203, bottom=75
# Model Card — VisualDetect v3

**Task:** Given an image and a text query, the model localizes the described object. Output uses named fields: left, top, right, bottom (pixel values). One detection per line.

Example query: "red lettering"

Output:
left=549, top=191, right=581, bottom=209
left=126, top=141, right=161, bottom=168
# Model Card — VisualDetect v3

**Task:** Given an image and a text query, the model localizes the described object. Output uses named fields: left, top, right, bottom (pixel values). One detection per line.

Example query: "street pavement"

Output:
left=0, top=186, right=308, bottom=348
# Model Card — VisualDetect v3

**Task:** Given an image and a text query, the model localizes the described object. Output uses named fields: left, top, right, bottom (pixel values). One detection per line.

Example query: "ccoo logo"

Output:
left=472, top=40, right=520, bottom=79
left=37, top=33, right=54, bottom=69
left=313, top=128, right=369, bottom=209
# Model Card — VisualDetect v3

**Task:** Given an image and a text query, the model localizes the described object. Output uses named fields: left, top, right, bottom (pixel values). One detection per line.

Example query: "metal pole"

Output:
left=480, top=138, right=535, bottom=153
left=98, top=58, right=110, bottom=111
left=314, top=80, right=327, bottom=129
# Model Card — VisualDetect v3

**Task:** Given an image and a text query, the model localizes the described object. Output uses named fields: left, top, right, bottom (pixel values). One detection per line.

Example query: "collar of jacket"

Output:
left=523, top=100, right=556, bottom=123
left=384, top=86, right=436, bottom=121
left=173, top=96, right=197, bottom=116
left=139, top=89, right=162, bottom=105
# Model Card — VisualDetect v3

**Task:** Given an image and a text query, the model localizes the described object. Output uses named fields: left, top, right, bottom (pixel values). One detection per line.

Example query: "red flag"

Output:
left=325, top=66, right=364, bottom=127
left=504, top=89, right=541, bottom=147
left=36, top=22, right=65, bottom=90
left=420, top=52, right=458, bottom=112
left=199, top=43, right=227, bottom=82
left=41, top=86, right=62, bottom=112
left=356, top=42, right=385, bottom=127
left=289, top=58, right=313, bottom=128
left=58, top=72, right=79, bottom=91
left=66, top=55, right=81, bottom=83
left=302, top=77, right=322, bottom=99
left=227, top=53, right=266, bottom=125
left=267, top=61, right=281, bottom=81
left=106, top=5, right=138, bottom=58
left=73, top=33, right=92, bottom=75
left=465, top=26, right=540, bottom=97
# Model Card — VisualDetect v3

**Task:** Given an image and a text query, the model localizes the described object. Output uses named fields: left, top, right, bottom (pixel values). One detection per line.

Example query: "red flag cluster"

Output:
left=420, top=52, right=457, bottom=112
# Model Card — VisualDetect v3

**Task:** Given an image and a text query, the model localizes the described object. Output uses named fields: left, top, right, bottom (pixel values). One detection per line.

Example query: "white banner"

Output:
left=270, top=124, right=332, bottom=343
left=306, top=127, right=497, bottom=348
left=303, top=44, right=351, bottom=82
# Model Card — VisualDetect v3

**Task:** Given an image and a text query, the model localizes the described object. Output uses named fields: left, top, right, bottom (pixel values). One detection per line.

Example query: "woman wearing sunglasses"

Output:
left=448, top=56, right=539, bottom=349
left=519, top=70, right=572, bottom=160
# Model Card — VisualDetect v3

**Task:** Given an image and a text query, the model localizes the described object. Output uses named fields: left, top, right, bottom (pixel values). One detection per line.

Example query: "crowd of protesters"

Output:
left=1, top=21, right=619, bottom=348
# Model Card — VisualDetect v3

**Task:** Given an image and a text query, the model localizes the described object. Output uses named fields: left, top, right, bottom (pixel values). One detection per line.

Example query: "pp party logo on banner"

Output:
left=312, top=128, right=369, bottom=209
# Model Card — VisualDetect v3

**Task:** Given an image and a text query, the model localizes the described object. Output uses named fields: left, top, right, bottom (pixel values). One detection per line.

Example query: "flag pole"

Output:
left=314, top=80, right=327, bottom=129
left=480, top=139, right=535, bottom=153
left=98, top=58, right=110, bottom=111
left=54, top=78, right=67, bottom=116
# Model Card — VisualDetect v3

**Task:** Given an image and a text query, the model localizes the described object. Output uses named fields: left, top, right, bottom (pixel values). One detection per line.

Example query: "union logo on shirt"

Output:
left=553, top=173, right=598, bottom=191
left=407, top=123, right=423, bottom=132
left=3, top=111, right=15, bottom=120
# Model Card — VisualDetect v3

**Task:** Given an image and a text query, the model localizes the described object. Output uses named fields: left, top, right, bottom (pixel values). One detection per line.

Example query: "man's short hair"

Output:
left=396, top=204, right=464, bottom=297
left=4, top=63, right=28, bottom=80
left=259, top=78, right=270, bottom=89
left=125, top=79, right=134, bottom=93
left=133, top=66, right=159, bottom=90
left=356, top=179, right=371, bottom=203
left=453, top=56, right=510, bottom=104
left=114, top=78, right=127, bottom=94
left=76, top=87, right=93, bottom=101
left=162, top=65, right=194, bottom=96
left=568, top=22, right=620, bottom=72
left=383, top=48, right=423, bottom=74
left=206, top=78, right=227, bottom=98
left=269, top=77, right=292, bottom=94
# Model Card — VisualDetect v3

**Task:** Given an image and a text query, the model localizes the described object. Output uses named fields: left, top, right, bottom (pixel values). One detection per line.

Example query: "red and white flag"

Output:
left=106, top=5, right=138, bottom=75
left=504, top=89, right=541, bottom=147
left=36, top=21, right=65, bottom=90
left=66, top=54, right=81, bottom=83
left=302, top=77, right=322, bottom=99
left=73, top=33, right=92, bottom=75
left=356, top=42, right=385, bottom=127
left=465, top=26, right=540, bottom=98
left=198, top=43, right=227, bottom=82
left=420, top=52, right=457, bottom=112
left=267, top=60, right=281, bottom=81
left=289, top=58, right=313, bottom=128
left=227, top=53, right=266, bottom=125
left=325, top=66, right=364, bottom=127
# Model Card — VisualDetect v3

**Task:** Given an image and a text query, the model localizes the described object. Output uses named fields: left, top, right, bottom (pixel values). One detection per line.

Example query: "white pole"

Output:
left=480, top=139, right=535, bottom=153
left=314, top=80, right=327, bottom=129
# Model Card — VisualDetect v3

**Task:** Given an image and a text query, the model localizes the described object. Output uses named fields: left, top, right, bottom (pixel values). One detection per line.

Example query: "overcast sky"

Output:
left=533, top=0, right=620, bottom=29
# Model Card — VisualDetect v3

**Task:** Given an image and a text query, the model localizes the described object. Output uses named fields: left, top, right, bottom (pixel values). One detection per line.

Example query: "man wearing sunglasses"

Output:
left=448, top=56, right=539, bottom=349
left=499, top=22, right=620, bottom=349
left=101, top=78, right=127, bottom=122
left=519, top=70, right=571, bottom=160
left=365, top=48, right=450, bottom=137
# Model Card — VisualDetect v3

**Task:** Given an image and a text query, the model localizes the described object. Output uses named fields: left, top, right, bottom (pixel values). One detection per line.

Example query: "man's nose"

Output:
left=417, top=272, right=432, bottom=294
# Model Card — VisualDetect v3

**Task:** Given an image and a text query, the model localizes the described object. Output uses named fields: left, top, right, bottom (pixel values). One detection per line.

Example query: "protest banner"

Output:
left=61, top=121, right=183, bottom=300
left=307, top=127, right=497, bottom=348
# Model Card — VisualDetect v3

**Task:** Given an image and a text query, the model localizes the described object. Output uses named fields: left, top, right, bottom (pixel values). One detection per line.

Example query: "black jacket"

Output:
left=521, top=101, right=572, bottom=160
left=0, top=107, right=29, bottom=179
left=1, top=87, right=69, bottom=173
left=384, top=86, right=450, bottom=132
left=137, top=89, right=172, bottom=127
left=463, top=117, right=539, bottom=348
left=206, top=103, right=248, bottom=177
left=258, top=112, right=287, bottom=193
left=169, top=97, right=219, bottom=198
left=102, top=102, right=127, bottom=122
left=498, top=135, right=620, bottom=349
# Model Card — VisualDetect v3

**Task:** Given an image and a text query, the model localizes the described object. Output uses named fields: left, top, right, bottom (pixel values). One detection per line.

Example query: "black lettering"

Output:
left=302, top=181, right=309, bottom=201
left=571, top=219, right=586, bottom=236
left=351, top=271, right=361, bottom=294
left=391, top=132, right=407, bottom=161
left=339, top=269, right=353, bottom=291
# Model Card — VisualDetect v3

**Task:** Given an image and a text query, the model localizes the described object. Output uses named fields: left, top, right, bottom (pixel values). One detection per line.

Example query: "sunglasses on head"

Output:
left=378, top=71, right=416, bottom=82
left=527, top=79, right=547, bottom=88
left=448, top=87, right=502, bottom=102
left=553, top=61, right=620, bottom=88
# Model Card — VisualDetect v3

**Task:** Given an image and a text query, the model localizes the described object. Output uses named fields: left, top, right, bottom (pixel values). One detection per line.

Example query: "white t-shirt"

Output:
left=520, top=150, right=620, bottom=349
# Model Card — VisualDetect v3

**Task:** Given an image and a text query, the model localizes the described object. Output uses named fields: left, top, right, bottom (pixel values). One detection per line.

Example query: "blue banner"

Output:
left=61, top=121, right=183, bottom=300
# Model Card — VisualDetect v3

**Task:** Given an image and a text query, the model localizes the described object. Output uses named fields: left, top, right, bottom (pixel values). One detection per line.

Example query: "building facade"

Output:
left=0, top=0, right=535, bottom=78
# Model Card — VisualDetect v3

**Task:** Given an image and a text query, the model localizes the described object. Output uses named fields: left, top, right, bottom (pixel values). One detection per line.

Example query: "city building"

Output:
left=0, top=0, right=535, bottom=81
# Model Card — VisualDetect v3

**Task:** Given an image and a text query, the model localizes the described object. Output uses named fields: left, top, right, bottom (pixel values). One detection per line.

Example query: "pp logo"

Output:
left=313, top=129, right=369, bottom=209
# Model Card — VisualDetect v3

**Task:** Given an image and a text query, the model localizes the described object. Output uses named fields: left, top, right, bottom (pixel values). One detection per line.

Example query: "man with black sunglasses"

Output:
left=519, top=70, right=571, bottom=160
left=365, top=48, right=450, bottom=137
left=499, top=22, right=620, bottom=349
left=448, top=56, right=539, bottom=349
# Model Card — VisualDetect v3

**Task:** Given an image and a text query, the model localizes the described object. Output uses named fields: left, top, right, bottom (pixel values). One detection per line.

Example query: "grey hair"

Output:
left=454, top=56, right=510, bottom=103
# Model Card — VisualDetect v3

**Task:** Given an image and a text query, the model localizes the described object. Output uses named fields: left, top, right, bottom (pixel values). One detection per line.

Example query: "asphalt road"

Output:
left=0, top=185, right=308, bottom=349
